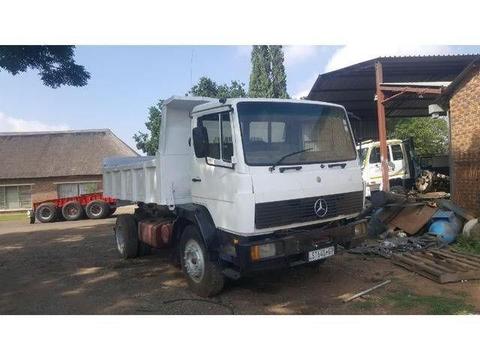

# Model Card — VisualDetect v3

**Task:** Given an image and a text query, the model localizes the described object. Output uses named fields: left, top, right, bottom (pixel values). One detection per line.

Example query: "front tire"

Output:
left=180, top=225, right=224, bottom=297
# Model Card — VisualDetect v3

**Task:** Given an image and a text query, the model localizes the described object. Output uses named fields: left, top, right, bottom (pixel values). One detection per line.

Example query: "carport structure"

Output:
left=307, top=55, right=478, bottom=191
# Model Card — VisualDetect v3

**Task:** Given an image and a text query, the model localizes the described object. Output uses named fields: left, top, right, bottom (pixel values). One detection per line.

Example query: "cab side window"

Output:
left=391, top=144, right=403, bottom=160
left=370, top=146, right=391, bottom=164
left=221, top=112, right=233, bottom=162
left=198, top=113, right=220, bottom=159
left=198, top=112, right=233, bottom=163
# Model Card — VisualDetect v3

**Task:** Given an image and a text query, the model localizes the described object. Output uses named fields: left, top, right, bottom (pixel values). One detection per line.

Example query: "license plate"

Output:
left=308, top=246, right=335, bottom=262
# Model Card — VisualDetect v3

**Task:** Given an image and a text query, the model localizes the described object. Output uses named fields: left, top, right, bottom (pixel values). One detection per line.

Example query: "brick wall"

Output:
left=449, top=66, right=480, bottom=216
left=0, top=175, right=102, bottom=208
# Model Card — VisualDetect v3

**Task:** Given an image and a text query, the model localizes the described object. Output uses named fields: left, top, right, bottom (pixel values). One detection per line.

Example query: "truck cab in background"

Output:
left=104, top=97, right=367, bottom=297
left=359, top=138, right=420, bottom=196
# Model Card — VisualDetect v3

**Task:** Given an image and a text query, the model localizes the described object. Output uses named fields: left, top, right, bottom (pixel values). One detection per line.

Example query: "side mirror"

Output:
left=192, top=126, right=209, bottom=158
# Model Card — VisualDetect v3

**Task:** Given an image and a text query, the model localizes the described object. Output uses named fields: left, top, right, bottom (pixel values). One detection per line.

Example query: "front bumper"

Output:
left=218, top=219, right=367, bottom=275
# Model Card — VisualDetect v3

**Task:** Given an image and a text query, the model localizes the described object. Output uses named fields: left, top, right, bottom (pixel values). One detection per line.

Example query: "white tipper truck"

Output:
left=103, top=96, right=367, bottom=296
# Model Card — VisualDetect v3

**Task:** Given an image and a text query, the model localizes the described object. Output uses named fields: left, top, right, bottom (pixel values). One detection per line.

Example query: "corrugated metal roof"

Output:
left=0, top=129, right=138, bottom=179
left=307, top=54, right=479, bottom=139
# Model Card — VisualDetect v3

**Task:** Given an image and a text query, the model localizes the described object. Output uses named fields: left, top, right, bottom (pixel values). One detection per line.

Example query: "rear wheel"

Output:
left=85, top=200, right=109, bottom=219
left=114, top=214, right=139, bottom=259
left=35, top=202, right=57, bottom=223
left=180, top=225, right=225, bottom=297
left=62, top=201, right=84, bottom=221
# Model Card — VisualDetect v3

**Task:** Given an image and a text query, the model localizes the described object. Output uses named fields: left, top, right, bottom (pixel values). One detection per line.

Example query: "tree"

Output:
left=249, top=45, right=272, bottom=97
left=133, top=100, right=163, bottom=156
left=189, top=76, right=247, bottom=98
left=134, top=77, right=246, bottom=155
left=269, top=45, right=288, bottom=98
left=0, top=45, right=90, bottom=87
left=248, top=45, right=289, bottom=98
left=388, top=117, right=449, bottom=156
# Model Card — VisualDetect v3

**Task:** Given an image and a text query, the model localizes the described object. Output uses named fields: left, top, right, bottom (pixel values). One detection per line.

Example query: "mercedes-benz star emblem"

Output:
left=314, top=198, right=328, bottom=218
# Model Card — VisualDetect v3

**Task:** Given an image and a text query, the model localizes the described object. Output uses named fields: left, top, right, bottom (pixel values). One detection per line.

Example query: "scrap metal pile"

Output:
left=351, top=190, right=480, bottom=283
left=352, top=190, right=478, bottom=259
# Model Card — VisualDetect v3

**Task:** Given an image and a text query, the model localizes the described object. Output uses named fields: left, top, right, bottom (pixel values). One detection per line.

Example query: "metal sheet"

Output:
left=388, top=205, right=437, bottom=235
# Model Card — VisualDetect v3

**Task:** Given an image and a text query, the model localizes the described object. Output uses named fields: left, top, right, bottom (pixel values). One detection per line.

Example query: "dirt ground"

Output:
left=0, top=210, right=479, bottom=315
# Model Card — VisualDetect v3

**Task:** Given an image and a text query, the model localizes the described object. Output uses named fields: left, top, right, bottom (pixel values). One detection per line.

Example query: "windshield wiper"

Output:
left=268, top=148, right=312, bottom=172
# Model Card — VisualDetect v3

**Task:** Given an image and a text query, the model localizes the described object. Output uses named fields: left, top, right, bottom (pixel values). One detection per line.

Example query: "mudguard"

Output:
left=175, top=203, right=219, bottom=251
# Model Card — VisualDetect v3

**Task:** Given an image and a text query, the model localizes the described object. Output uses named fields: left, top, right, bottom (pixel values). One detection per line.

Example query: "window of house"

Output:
left=198, top=112, right=233, bottom=163
left=0, top=185, right=32, bottom=210
left=57, top=182, right=100, bottom=198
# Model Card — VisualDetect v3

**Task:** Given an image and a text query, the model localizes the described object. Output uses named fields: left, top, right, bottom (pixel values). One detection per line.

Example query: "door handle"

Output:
left=191, top=177, right=202, bottom=182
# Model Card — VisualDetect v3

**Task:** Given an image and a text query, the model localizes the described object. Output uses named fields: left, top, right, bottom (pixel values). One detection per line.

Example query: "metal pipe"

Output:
left=375, top=61, right=390, bottom=191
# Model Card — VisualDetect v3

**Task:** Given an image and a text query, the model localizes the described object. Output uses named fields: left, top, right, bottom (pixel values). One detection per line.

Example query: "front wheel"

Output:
left=180, top=225, right=225, bottom=297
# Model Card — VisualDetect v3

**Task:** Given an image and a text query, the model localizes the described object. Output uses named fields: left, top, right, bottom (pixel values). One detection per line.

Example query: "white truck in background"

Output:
left=359, top=138, right=421, bottom=196
left=103, top=96, right=367, bottom=297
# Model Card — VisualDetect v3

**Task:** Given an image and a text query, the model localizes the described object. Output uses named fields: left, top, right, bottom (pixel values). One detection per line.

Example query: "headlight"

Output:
left=250, top=243, right=277, bottom=261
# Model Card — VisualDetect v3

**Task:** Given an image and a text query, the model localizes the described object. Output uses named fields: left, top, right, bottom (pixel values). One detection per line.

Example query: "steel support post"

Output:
left=375, top=61, right=390, bottom=192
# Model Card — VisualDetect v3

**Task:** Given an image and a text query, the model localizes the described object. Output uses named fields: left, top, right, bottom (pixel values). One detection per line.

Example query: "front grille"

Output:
left=255, top=191, right=363, bottom=229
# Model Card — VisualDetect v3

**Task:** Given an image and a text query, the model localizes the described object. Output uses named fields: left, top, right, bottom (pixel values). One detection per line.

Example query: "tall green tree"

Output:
left=249, top=45, right=272, bottom=97
left=0, top=45, right=90, bottom=87
left=133, top=100, right=163, bottom=156
left=269, top=45, right=288, bottom=98
left=388, top=117, right=449, bottom=156
left=248, top=45, right=289, bottom=98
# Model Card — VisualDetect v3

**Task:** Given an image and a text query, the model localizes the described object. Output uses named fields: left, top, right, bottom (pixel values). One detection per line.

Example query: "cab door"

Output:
left=389, top=143, right=407, bottom=180
left=367, top=145, right=393, bottom=185
left=190, top=111, right=237, bottom=205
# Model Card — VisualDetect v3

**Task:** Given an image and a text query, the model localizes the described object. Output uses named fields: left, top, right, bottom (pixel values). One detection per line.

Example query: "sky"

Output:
left=1, top=45, right=480, bottom=152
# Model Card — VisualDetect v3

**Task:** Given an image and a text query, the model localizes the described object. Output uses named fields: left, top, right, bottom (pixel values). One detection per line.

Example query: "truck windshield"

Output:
left=237, top=101, right=356, bottom=166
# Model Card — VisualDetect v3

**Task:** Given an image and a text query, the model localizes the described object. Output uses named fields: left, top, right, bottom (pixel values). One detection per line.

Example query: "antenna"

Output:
left=190, top=48, right=195, bottom=88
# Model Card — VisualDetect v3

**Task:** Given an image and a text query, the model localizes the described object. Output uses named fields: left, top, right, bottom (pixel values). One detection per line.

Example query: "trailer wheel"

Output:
left=35, top=202, right=57, bottom=223
left=85, top=200, right=109, bottom=219
left=114, top=214, right=139, bottom=259
left=180, top=225, right=224, bottom=297
left=62, top=201, right=84, bottom=221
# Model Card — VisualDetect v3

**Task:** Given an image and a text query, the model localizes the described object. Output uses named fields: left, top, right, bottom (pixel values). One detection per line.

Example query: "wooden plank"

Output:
left=430, top=250, right=480, bottom=268
left=392, top=254, right=444, bottom=276
left=448, top=248, right=480, bottom=261
left=392, top=249, right=480, bottom=284
left=402, top=253, right=455, bottom=273
left=421, top=251, right=478, bottom=271
left=392, top=257, right=443, bottom=283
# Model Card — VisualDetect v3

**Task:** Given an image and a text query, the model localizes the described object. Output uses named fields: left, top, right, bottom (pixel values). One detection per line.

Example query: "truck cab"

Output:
left=104, top=97, right=366, bottom=296
left=359, top=138, right=420, bottom=196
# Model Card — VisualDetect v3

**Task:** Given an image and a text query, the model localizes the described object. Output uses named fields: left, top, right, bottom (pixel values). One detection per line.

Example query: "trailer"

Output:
left=104, top=96, right=367, bottom=297
left=30, top=192, right=117, bottom=224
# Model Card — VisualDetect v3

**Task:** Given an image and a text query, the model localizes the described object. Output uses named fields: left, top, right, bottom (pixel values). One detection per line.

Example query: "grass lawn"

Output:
left=0, top=212, right=28, bottom=222
left=453, top=234, right=480, bottom=255
left=349, top=285, right=475, bottom=315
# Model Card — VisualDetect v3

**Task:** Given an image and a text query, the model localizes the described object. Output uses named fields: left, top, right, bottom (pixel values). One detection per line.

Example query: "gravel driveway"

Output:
left=1, top=212, right=478, bottom=315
